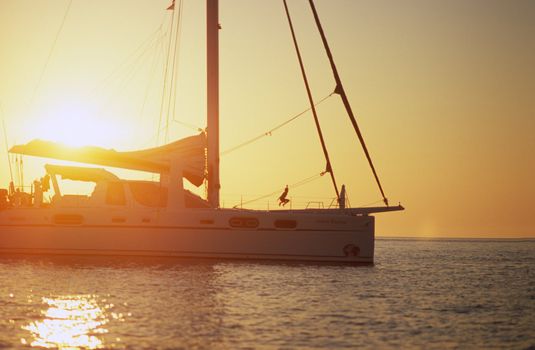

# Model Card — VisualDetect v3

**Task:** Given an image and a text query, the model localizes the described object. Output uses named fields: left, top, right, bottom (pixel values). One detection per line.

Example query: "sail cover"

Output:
left=10, top=133, right=207, bottom=187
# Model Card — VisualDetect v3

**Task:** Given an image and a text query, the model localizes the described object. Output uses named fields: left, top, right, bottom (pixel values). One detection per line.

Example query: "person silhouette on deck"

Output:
left=278, top=185, right=290, bottom=206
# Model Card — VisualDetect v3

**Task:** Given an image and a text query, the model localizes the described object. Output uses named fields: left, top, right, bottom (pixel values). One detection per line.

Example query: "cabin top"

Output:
left=0, top=163, right=210, bottom=210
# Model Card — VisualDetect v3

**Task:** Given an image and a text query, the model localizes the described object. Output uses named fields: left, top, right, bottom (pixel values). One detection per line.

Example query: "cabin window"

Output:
left=274, top=219, right=297, bottom=229
left=54, top=214, right=84, bottom=225
left=106, top=182, right=126, bottom=206
left=129, top=182, right=167, bottom=207
left=229, top=217, right=259, bottom=228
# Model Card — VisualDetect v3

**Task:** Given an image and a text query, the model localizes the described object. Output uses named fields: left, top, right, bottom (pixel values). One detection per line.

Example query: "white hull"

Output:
left=0, top=208, right=374, bottom=264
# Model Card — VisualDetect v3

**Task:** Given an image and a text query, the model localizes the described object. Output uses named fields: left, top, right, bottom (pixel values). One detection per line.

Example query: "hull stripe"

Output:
left=0, top=247, right=373, bottom=263
left=0, top=224, right=366, bottom=233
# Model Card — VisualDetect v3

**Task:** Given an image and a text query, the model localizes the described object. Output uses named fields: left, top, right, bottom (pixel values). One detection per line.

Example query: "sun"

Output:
left=29, top=99, right=122, bottom=149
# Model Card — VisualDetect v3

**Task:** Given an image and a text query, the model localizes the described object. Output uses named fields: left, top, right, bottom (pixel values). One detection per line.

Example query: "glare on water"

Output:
left=22, top=296, right=109, bottom=349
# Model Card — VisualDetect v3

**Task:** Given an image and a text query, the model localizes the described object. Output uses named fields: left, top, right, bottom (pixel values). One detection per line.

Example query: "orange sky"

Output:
left=0, top=0, right=534, bottom=238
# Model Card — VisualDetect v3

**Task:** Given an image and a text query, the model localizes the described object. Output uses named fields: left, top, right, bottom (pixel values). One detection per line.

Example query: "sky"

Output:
left=0, top=0, right=534, bottom=238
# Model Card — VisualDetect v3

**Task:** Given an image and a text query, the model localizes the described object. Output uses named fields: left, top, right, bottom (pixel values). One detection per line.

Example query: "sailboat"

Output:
left=0, top=0, right=403, bottom=264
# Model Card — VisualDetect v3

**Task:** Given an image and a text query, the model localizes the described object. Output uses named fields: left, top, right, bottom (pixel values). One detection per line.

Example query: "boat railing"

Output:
left=305, top=201, right=324, bottom=209
left=327, top=198, right=340, bottom=209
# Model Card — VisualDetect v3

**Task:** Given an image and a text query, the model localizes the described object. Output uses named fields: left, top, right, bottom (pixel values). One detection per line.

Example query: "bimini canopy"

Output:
left=10, top=133, right=207, bottom=187
left=45, top=164, right=119, bottom=182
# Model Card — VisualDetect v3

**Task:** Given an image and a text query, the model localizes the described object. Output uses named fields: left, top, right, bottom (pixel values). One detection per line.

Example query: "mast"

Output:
left=207, top=0, right=220, bottom=207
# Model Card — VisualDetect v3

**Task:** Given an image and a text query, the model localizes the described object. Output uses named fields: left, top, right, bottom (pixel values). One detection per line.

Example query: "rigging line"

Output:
left=308, top=0, right=389, bottom=206
left=156, top=117, right=201, bottom=135
left=0, top=105, right=14, bottom=183
left=97, top=32, right=166, bottom=113
left=172, top=118, right=203, bottom=132
left=92, top=19, right=167, bottom=96
left=148, top=116, right=202, bottom=143
left=283, top=0, right=340, bottom=203
left=149, top=40, right=172, bottom=146
left=233, top=172, right=325, bottom=208
left=165, top=0, right=184, bottom=143
left=157, top=5, right=177, bottom=146
left=28, top=0, right=73, bottom=107
left=139, top=33, right=165, bottom=121
left=221, top=92, right=333, bottom=156
left=358, top=199, right=385, bottom=208
left=153, top=32, right=168, bottom=146
left=170, top=0, right=185, bottom=138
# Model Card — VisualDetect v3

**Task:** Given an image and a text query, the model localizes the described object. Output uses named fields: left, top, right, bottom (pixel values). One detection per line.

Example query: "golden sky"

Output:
left=0, top=0, right=534, bottom=238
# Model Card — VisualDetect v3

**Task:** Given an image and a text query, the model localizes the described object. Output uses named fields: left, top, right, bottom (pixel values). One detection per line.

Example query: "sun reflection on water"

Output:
left=22, top=295, right=109, bottom=349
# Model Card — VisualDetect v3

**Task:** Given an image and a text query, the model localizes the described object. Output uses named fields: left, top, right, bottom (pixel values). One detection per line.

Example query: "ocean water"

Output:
left=0, top=238, right=533, bottom=349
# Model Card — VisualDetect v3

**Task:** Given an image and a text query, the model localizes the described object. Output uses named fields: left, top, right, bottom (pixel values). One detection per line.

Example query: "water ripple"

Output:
left=0, top=239, right=533, bottom=349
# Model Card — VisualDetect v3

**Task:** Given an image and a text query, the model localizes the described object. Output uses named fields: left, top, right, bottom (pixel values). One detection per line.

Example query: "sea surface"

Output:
left=0, top=238, right=534, bottom=349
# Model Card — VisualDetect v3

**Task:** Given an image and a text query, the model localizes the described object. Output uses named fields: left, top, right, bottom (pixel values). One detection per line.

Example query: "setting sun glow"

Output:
left=30, top=100, right=123, bottom=148
left=22, top=296, right=108, bottom=349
